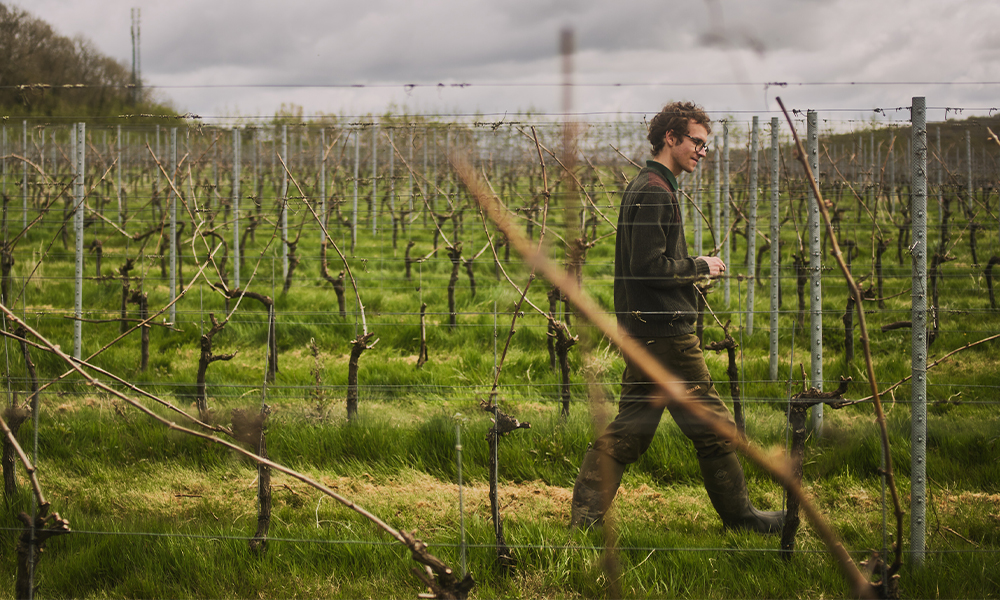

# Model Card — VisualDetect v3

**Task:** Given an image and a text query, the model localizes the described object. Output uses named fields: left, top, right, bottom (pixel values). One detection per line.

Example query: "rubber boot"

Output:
left=698, top=452, right=785, bottom=534
left=569, top=448, right=627, bottom=529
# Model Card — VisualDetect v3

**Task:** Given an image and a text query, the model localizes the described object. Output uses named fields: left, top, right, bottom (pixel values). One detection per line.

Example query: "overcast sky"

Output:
left=14, top=0, right=1000, bottom=128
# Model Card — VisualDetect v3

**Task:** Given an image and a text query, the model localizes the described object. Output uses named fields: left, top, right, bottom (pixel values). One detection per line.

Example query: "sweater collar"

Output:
left=646, top=160, right=678, bottom=191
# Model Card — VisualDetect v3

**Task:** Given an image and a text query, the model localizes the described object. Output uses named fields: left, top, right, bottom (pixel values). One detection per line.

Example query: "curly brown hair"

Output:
left=647, top=101, right=712, bottom=157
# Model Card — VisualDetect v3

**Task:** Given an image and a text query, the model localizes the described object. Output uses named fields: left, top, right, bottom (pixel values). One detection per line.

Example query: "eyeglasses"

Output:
left=685, top=134, right=710, bottom=153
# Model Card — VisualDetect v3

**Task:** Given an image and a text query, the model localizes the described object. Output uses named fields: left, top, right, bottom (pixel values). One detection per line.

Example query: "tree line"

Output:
left=0, top=3, right=172, bottom=118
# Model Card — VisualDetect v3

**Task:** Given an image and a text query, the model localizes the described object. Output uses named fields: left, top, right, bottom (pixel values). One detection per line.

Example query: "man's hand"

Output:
left=699, top=256, right=726, bottom=278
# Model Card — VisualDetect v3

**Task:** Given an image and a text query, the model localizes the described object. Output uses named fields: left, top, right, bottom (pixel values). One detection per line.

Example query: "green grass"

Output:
left=0, top=137, right=999, bottom=598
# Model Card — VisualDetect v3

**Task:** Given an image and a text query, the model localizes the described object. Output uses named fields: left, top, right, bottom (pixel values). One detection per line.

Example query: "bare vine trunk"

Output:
left=128, top=289, right=150, bottom=371
left=346, top=333, right=376, bottom=421
left=195, top=314, right=237, bottom=414
left=447, top=246, right=462, bottom=328
left=987, top=256, right=1000, bottom=310
left=552, top=321, right=576, bottom=418
left=417, top=303, right=429, bottom=368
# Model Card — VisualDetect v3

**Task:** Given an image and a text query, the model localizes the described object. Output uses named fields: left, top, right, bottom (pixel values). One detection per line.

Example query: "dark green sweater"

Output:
left=613, top=160, right=709, bottom=337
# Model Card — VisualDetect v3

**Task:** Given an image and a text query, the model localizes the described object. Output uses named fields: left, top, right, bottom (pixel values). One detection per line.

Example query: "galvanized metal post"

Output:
left=722, top=123, right=731, bottom=305
left=319, top=128, right=326, bottom=245
left=169, top=127, right=178, bottom=325
left=713, top=134, right=721, bottom=253
left=1, top=127, right=5, bottom=224
left=22, top=120, right=28, bottom=230
left=889, top=136, right=896, bottom=216
left=769, top=117, right=781, bottom=381
left=389, top=128, right=395, bottom=215
left=408, top=127, right=415, bottom=211
left=807, top=111, right=823, bottom=433
left=693, top=160, right=702, bottom=256
left=910, top=96, right=928, bottom=567
left=423, top=126, right=429, bottom=226
left=746, top=117, right=760, bottom=335
left=431, top=128, right=438, bottom=214
left=155, top=125, right=161, bottom=193
left=212, top=128, right=219, bottom=210
left=116, top=125, right=123, bottom=225
left=74, top=123, right=86, bottom=359
left=876, top=145, right=882, bottom=215
left=353, top=129, right=360, bottom=251
left=281, top=125, right=289, bottom=279
left=233, top=127, right=241, bottom=289
left=966, top=130, right=973, bottom=217
left=371, top=123, right=378, bottom=235
left=445, top=128, right=452, bottom=225
left=936, top=128, right=943, bottom=227
left=870, top=130, right=876, bottom=212
left=855, top=136, right=862, bottom=222
left=455, top=421, right=467, bottom=577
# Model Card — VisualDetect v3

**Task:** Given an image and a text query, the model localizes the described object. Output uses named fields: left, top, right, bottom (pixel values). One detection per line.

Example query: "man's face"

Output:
left=667, top=122, right=710, bottom=174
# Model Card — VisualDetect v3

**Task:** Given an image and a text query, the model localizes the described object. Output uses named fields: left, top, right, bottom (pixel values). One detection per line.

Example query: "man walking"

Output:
left=569, top=102, right=783, bottom=534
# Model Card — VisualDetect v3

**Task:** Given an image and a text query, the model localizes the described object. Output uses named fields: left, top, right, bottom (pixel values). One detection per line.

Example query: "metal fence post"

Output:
left=281, top=125, right=289, bottom=279
left=807, top=110, right=823, bottom=434
left=966, top=130, right=973, bottom=218
left=371, top=123, right=378, bottom=235
left=722, top=123, right=731, bottom=306
left=889, top=135, right=896, bottom=216
left=155, top=125, right=161, bottom=194
left=22, top=120, right=28, bottom=230
left=693, top=160, right=703, bottom=256
left=769, top=117, right=780, bottom=381
left=319, top=128, right=326, bottom=245
left=353, top=128, right=360, bottom=251
left=910, top=96, right=928, bottom=567
left=870, top=130, right=876, bottom=213
left=233, top=127, right=241, bottom=289
left=169, top=127, right=178, bottom=325
left=455, top=420, right=467, bottom=577
left=714, top=134, right=721, bottom=258
left=389, top=128, right=396, bottom=217
left=116, top=125, right=123, bottom=226
left=747, top=117, right=760, bottom=336
left=74, top=123, right=86, bottom=360
left=935, top=128, right=942, bottom=227
left=408, top=127, right=415, bottom=212
left=2, top=126, right=6, bottom=238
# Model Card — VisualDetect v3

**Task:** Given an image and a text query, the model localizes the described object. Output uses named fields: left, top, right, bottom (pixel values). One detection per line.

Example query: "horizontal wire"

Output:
left=0, top=526, right=992, bottom=557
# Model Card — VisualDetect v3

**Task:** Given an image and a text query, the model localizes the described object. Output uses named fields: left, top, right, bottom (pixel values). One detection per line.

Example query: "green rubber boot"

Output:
left=698, top=452, right=785, bottom=534
left=569, top=448, right=627, bottom=529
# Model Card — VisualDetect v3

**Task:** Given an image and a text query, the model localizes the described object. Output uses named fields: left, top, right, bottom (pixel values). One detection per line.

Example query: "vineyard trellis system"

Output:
left=0, top=99, right=998, bottom=598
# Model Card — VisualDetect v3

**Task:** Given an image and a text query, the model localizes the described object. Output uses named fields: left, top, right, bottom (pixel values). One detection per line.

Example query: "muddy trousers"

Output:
left=569, top=333, right=783, bottom=533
